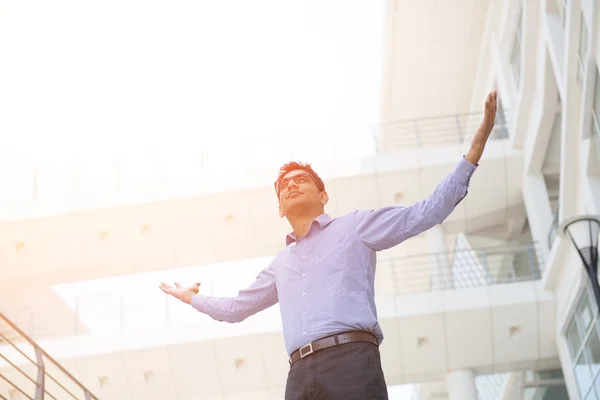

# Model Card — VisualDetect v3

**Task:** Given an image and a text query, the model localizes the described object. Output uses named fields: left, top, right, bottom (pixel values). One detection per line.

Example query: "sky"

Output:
left=0, top=0, right=386, bottom=213
left=0, top=0, right=381, bottom=166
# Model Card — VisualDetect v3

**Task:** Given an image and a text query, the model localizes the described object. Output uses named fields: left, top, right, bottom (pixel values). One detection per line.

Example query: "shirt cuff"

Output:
left=191, top=294, right=208, bottom=312
left=455, top=156, right=477, bottom=185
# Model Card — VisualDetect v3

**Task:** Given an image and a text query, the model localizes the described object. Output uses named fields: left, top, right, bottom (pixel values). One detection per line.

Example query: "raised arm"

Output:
left=352, top=157, right=475, bottom=251
left=352, top=91, right=498, bottom=251
left=159, top=265, right=278, bottom=323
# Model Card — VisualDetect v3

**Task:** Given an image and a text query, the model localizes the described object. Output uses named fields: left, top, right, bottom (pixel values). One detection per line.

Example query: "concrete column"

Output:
left=446, top=369, right=478, bottom=400
left=427, top=225, right=452, bottom=290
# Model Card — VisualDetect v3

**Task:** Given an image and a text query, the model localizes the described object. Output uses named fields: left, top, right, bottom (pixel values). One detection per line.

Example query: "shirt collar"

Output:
left=285, top=213, right=333, bottom=246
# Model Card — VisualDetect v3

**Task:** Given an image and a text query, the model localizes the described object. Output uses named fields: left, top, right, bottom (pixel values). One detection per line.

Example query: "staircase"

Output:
left=0, top=313, right=99, bottom=400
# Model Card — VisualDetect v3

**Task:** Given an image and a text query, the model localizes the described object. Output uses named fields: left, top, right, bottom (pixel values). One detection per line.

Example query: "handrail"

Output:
left=386, top=241, right=542, bottom=295
left=548, top=211, right=559, bottom=249
left=476, top=373, right=510, bottom=400
left=0, top=313, right=99, bottom=400
left=373, top=110, right=510, bottom=151
left=0, top=242, right=543, bottom=342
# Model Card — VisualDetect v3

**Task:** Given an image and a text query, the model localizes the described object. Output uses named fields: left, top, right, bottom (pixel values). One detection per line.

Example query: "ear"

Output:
left=320, top=191, right=329, bottom=206
left=278, top=203, right=284, bottom=218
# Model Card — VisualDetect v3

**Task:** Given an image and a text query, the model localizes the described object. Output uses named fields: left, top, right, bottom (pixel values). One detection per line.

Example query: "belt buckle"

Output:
left=299, top=342, right=314, bottom=358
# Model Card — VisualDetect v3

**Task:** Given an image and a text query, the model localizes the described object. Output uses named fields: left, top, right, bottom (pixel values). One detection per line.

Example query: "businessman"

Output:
left=160, top=91, right=498, bottom=399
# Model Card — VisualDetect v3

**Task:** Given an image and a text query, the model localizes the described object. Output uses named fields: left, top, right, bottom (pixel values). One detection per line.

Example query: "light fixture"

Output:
left=143, top=370, right=155, bottom=382
left=559, top=215, right=600, bottom=309
left=98, top=376, right=109, bottom=387
left=14, top=242, right=25, bottom=253
left=509, top=326, right=521, bottom=339
left=235, top=359, right=245, bottom=369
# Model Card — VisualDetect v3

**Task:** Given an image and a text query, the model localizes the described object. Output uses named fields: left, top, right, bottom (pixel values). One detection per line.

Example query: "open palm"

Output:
left=159, top=282, right=200, bottom=305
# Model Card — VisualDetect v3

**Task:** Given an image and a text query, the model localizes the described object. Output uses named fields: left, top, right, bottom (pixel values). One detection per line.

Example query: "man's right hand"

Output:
left=159, top=282, right=201, bottom=305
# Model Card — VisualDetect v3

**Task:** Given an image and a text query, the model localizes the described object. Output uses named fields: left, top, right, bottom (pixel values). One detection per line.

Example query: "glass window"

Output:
left=569, top=288, right=600, bottom=397
left=585, top=386, right=598, bottom=399
left=594, top=372, right=600, bottom=398
left=575, top=352, right=595, bottom=397
left=568, top=319, right=583, bottom=358
left=585, top=327, right=600, bottom=378
left=511, top=9, right=523, bottom=87
left=578, top=291, right=594, bottom=333
left=577, top=12, right=588, bottom=82
left=592, top=66, right=600, bottom=138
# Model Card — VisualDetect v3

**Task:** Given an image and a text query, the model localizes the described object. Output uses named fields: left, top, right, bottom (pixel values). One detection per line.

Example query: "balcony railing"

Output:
left=385, top=241, right=543, bottom=295
left=0, top=313, right=99, bottom=400
left=0, top=242, right=543, bottom=344
left=476, top=373, right=510, bottom=400
left=373, top=111, right=510, bottom=152
left=548, top=212, right=559, bottom=249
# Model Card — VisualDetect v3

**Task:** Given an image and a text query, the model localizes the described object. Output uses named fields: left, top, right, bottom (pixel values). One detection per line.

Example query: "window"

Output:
left=592, top=66, right=600, bottom=139
left=577, top=12, right=589, bottom=83
left=560, top=0, right=568, bottom=28
left=510, top=8, right=523, bottom=87
left=566, top=284, right=600, bottom=398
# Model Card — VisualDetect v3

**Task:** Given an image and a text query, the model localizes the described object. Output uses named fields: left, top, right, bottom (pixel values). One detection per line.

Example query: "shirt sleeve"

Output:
left=352, top=157, right=477, bottom=251
left=190, top=264, right=278, bottom=323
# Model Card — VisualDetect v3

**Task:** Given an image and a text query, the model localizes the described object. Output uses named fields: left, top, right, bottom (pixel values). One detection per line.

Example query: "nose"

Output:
left=287, top=178, right=299, bottom=190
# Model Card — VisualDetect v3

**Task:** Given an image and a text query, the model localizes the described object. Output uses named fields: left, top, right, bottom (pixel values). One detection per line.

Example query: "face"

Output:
left=277, top=169, right=328, bottom=217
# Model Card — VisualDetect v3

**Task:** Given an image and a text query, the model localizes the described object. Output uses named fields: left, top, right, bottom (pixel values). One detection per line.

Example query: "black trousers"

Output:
left=285, top=341, right=389, bottom=399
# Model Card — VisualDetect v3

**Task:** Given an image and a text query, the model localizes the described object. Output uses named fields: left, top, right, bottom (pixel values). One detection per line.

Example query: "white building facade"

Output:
left=472, top=0, right=600, bottom=398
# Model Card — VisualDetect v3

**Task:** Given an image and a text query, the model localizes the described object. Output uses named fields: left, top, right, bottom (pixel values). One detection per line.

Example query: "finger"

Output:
left=174, top=282, right=182, bottom=288
left=193, top=282, right=201, bottom=288
left=160, top=282, right=172, bottom=290
left=159, top=285, right=170, bottom=294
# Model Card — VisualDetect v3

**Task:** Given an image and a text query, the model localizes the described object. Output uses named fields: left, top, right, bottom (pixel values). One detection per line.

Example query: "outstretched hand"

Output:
left=465, top=91, right=498, bottom=165
left=159, top=281, right=200, bottom=305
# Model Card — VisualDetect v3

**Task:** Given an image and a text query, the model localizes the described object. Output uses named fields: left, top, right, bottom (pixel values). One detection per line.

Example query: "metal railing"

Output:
left=548, top=211, right=559, bottom=249
left=373, top=111, right=510, bottom=152
left=0, top=313, right=99, bottom=400
left=0, top=242, right=543, bottom=343
left=476, top=373, right=510, bottom=400
left=384, top=241, right=543, bottom=295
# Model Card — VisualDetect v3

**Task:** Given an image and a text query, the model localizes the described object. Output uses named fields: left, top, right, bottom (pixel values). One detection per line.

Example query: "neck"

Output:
left=286, top=209, right=324, bottom=239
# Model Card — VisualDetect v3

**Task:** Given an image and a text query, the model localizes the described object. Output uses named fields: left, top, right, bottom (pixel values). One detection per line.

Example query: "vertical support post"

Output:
left=34, top=347, right=45, bottom=400
left=455, top=114, right=463, bottom=144
left=413, top=120, right=421, bottom=147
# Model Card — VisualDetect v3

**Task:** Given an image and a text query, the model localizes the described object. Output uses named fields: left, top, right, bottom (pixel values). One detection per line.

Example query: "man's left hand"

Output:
left=465, top=90, right=498, bottom=165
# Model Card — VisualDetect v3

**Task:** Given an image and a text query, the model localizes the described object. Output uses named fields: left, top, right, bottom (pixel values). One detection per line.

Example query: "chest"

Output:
left=274, top=224, right=368, bottom=281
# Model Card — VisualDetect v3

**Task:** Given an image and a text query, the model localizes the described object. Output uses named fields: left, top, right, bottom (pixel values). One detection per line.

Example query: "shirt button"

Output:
left=301, top=292, right=306, bottom=297
left=302, top=312, right=306, bottom=316
left=466, top=172, right=470, bottom=176
left=302, top=273, right=307, bottom=277
left=301, top=254, right=307, bottom=259
left=303, top=331, right=307, bottom=335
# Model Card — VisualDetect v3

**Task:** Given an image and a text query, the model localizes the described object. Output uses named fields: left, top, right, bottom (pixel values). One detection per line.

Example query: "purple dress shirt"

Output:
left=192, top=157, right=477, bottom=355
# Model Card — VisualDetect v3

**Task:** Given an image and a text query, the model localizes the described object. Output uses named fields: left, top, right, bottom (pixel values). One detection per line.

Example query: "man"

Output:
left=160, top=91, right=498, bottom=399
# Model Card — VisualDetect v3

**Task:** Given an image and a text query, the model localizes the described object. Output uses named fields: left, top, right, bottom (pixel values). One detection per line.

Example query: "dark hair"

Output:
left=274, top=161, right=325, bottom=197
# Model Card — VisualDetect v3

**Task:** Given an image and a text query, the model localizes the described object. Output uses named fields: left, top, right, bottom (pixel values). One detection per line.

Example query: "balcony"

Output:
left=374, top=111, right=510, bottom=154
left=0, top=241, right=554, bottom=398
left=1, top=242, right=544, bottom=344
left=0, top=314, right=98, bottom=400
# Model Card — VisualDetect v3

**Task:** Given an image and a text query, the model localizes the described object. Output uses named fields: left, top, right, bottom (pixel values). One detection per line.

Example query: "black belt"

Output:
left=289, top=330, right=378, bottom=366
